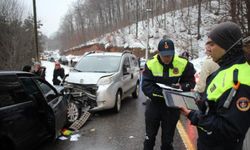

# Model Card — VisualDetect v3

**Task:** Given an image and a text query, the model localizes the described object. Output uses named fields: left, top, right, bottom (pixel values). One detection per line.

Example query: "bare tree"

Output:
left=0, top=0, right=44, bottom=70
left=246, top=0, right=250, bottom=36
left=197, top=0, right=202, bottom=40
left=230, top=0, right=237, bottom=22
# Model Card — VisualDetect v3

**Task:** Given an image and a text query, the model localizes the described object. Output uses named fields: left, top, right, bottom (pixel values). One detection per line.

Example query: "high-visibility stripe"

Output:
left=177, top=120, right=196, bottom=150
left=152, top=93, right=164, bottom=98
left=207, top=62, right=250, bottom=102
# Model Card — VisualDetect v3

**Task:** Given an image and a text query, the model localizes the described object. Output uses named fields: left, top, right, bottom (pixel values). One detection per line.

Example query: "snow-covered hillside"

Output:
left=69, top=0, right=228, bottom=59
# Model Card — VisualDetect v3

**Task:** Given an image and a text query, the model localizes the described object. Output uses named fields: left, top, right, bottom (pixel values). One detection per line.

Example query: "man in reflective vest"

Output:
left=142, top=38, right=196, bottom=150
left=181, top=22, right=250, bottom=150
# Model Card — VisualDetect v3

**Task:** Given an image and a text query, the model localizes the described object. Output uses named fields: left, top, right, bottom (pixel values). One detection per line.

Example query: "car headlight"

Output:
left=97, top=76, right=113, bottom=85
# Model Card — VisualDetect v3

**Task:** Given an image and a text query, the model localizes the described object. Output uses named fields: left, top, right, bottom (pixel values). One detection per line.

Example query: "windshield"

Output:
left=75, top=55, right=121, bottom=72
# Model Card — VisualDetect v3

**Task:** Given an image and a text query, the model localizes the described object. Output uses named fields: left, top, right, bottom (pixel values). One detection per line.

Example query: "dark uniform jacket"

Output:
left=188, top=56, right=250, bottom=149
left=33, top=67, right=46, bottom=80
left=142, top=54, right=196, bottom=102
left=52, top=68, right=65, bottom=85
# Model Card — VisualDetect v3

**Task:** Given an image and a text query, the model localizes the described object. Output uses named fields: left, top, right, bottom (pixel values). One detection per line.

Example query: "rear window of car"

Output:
left=0, top=75, right=30, bottom=107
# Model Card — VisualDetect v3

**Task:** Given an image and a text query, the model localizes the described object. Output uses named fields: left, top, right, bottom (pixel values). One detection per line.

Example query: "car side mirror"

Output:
left=123, top=67, right=130, bottom=75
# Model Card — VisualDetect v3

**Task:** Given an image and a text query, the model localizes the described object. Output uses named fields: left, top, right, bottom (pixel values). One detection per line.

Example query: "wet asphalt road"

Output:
left=38, top=91, right=187, bottom=150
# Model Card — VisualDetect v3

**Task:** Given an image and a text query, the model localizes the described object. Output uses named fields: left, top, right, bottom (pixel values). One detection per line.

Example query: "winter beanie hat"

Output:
left=208, top=22, right=243, bottom=51
left=208, top=22, right=244, bottom=65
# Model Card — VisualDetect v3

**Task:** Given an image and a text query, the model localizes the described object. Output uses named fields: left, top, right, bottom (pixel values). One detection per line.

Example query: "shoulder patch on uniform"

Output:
left=236, top=97, right=250, bottom=112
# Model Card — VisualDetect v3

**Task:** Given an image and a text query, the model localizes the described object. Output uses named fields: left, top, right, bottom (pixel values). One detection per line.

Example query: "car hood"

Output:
left=66, top=72, right=114, bottom=84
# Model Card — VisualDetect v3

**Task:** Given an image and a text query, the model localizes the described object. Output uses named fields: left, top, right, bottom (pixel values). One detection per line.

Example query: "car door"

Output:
left=0, top=75, right=47, bottom=149
left=129, top=55, right=140, bottom=88
left=121, top=56, right=132, bottom=95
left=34, top=79, right=67, bottom=135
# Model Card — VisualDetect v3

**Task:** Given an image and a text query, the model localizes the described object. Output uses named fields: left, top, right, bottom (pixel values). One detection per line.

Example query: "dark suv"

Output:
left=0, top=71, right=69, bottom=150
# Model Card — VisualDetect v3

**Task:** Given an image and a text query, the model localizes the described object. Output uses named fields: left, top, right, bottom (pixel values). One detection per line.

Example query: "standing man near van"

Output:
left=142, top=38, right=196, bottom=150
left=180, top=22, right=250, bottom=150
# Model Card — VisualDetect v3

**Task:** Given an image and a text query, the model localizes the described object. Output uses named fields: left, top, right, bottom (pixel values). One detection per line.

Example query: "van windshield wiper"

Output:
left=73, top=68, right=82, bottom=72
left=94, top=71, right=111, bottom=73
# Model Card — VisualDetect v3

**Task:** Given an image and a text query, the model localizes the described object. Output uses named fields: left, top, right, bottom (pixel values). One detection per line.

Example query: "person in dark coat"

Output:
left=180, top=22, right=250, bottom=150
left=32, top=62, right=46, bottom=80
left=22, top=65, right=32, bottom=72
left=52, top=62, right=65, bottom=85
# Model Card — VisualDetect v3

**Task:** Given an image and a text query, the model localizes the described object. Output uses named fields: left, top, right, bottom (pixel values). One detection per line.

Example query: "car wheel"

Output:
left=67, top=101, right=82, bottom=124
left=113, top=91, right=122, bottom=113
left=132, top=82, right=139, bottom=98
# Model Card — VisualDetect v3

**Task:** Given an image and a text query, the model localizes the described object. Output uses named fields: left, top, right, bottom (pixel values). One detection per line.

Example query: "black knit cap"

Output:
left=208, top=22, right=243, bottom=51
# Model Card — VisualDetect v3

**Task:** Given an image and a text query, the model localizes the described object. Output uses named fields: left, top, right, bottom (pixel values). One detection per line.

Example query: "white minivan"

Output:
left=65, top=51, right=140, bottom=113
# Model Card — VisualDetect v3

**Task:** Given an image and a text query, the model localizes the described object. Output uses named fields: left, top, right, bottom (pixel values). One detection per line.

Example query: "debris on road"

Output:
left=129, top=136, right=135, bottom=139
left=70, top=134, right=81, bottom=141
left=90, top=128, right=96, bottom=132
left=70, top=111, right=91, bottom=131
left=58, top=136, right=68, bottom=140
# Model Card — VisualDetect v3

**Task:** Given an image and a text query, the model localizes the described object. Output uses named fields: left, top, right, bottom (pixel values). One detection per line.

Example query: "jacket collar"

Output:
left=157, top=54, right=174, bottom=68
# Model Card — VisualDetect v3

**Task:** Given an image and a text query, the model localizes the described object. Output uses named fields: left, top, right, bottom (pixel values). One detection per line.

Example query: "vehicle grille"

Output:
left=65, top=83, right=98, bottom=108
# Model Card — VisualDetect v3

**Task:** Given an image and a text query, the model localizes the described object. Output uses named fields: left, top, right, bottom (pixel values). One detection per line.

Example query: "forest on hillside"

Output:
left=0, top=0, right=250, bottom=70
left=50, top=0, right=250, bottom=51
left=0, top=0, right=45, bottom=70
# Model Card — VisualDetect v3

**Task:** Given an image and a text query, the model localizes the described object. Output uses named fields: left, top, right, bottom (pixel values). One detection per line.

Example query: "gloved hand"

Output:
left=171, top=83, right=182, bottom=89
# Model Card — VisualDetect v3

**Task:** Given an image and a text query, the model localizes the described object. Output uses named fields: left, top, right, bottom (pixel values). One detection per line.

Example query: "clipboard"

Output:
left=162, top=89, right=199, bottom=110
left=156, top=83, right=183, bottom=92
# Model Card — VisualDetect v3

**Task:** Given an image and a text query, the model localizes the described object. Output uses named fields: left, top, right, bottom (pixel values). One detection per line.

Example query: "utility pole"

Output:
left=33, top=0, right=39, bottom=62
left=145, top=8, right=152, bottom=60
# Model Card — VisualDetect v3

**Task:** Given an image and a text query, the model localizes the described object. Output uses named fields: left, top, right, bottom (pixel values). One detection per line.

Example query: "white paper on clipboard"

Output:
left=156, top=83, right=183, bottom=92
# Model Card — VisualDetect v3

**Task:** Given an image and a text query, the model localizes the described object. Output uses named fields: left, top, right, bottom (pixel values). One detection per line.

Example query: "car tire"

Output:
left=67, top=101, right=82, bottom=124
left=113, top=91, right=122, bottom=113
left=132, top=82, right=139, bottom=98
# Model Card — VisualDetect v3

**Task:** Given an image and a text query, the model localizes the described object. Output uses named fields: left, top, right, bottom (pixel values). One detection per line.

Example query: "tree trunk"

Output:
left=246, top=0, right=250, bottom=36
left=230, top=0, right=237, bottom=22
left=197, top=0, right=202, bottom=40
left=136, top=0, right=139, bottom=38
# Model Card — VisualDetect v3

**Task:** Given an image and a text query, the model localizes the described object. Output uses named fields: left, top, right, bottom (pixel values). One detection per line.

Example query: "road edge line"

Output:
left=176, top=120, right=196, bottom=150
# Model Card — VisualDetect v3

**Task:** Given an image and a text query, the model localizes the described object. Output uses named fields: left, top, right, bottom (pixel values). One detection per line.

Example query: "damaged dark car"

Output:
left=0, top=71, right=71, bottom=150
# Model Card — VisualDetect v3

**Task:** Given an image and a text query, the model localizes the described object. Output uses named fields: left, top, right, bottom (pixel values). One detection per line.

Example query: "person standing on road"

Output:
left=52, top=62, right=65, bottom=85
left=22, top=65, right=32, bottom=72
left=142, top=38, right=196, bottom=150
left=32, top=62, right=46, bottom=80
left=180, top=22, right=250, bottom=150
